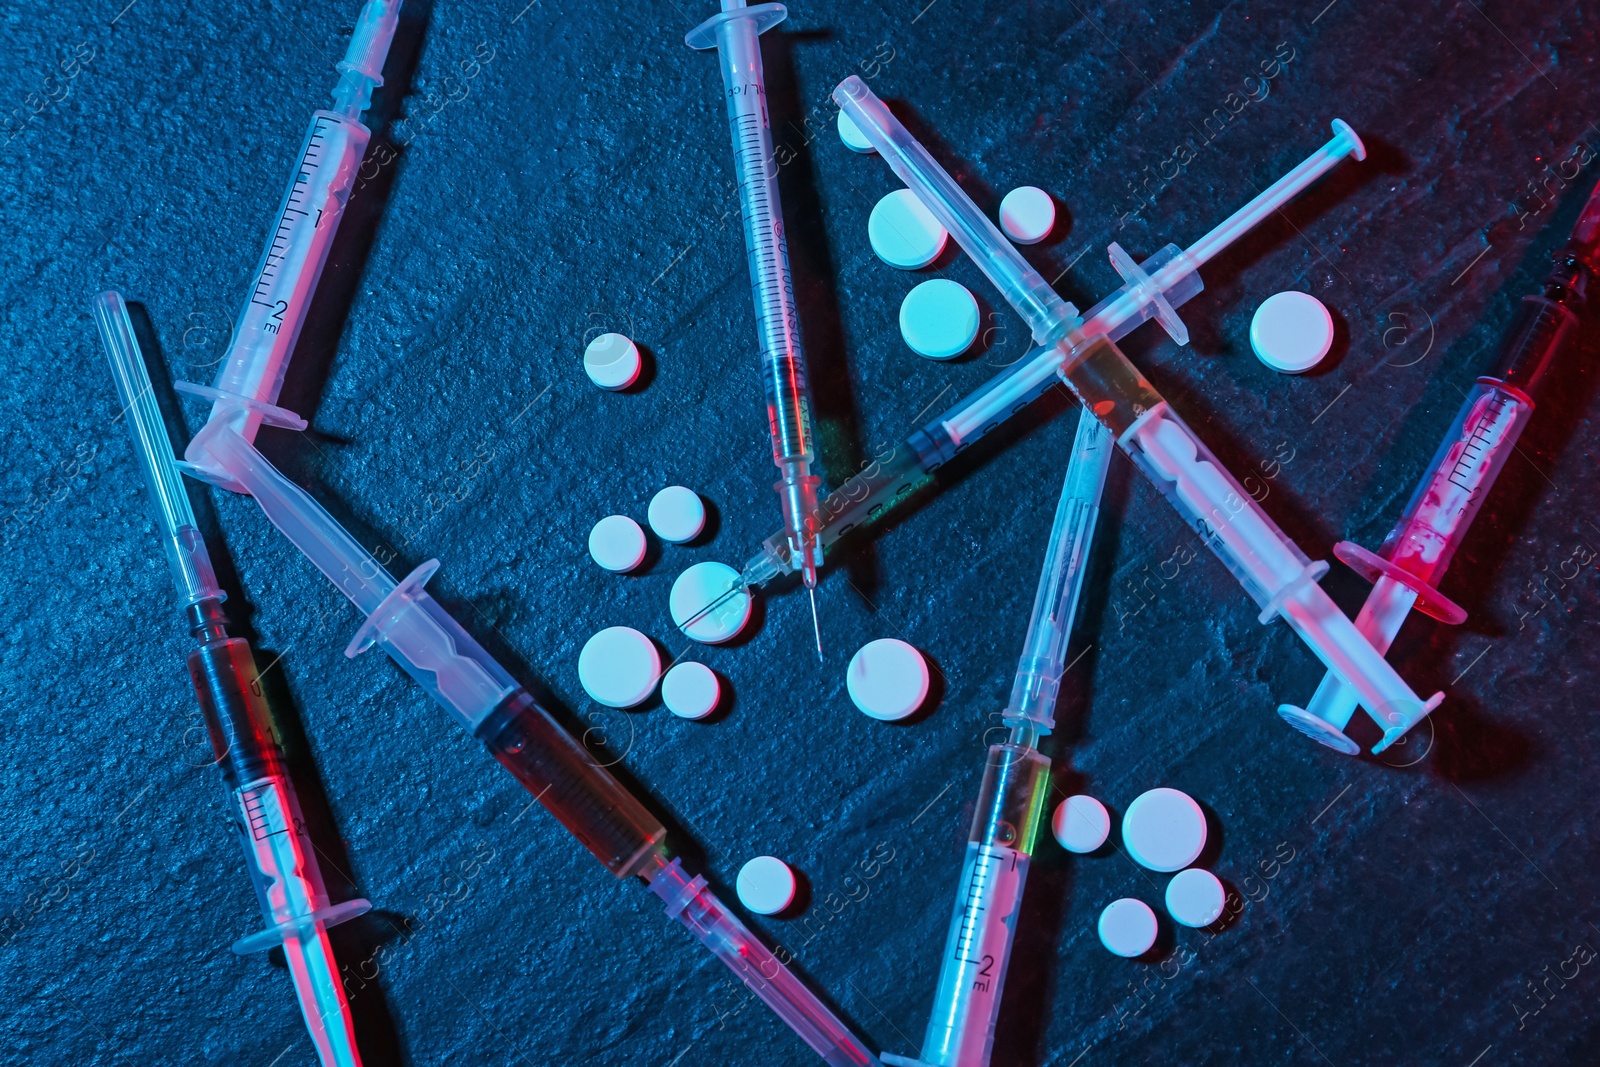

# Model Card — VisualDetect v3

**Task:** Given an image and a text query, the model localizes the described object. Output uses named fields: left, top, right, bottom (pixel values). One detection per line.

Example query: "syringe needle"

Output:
left=808, top=586, right=822, bottom=661
left=677, top=579, right=746, bottom=635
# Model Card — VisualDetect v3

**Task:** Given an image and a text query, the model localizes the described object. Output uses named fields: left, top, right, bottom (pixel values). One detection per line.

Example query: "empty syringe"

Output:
left=181, top=0, right=400, bottom=489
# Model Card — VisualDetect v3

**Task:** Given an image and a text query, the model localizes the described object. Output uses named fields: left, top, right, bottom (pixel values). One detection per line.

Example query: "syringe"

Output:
left=686, top=107, right=1360, bottom=631
left=1279, top=176, right=1600, bottom=754
left=180, top=0, right=401, bottom=490
left=191, top=424, right=881, bottom=1067
left=835, top=76, right=1444, bottom=739
left=688, top=0, right=827, bottom=656
left=94, top=292, right=370, bottom=1067
left=883, top=413, right=1113, bottom=1067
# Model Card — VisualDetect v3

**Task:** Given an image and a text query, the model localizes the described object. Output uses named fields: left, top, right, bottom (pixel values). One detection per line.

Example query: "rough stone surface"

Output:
left=2, top=1, right=1599, bottom=1065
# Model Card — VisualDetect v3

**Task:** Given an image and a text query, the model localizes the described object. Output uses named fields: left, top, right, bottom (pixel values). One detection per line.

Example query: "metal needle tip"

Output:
left=809, top=586, right=822, bottom=660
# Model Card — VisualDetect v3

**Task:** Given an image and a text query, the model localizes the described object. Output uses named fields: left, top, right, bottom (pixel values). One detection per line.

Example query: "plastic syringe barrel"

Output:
left=205, top=429, right=667, bottom=874
left=1004, top=413, right=1113, bottom=736
left=186, top=609, right=368, bottom=1067
left=184, top=0, right=399, bottom=485
left=688, top=1, right=824, bottom=581
left=648, top=855, right=882, bottom=1067
left=1058, top=337, right=1443, bottom=731
left=919, top=423, right=1110, bottom=1066
left=476, top=691, right=669, bottom=877
left=829, top=78, right=1443, bottom=735
left=202, top=430, right=881, bottom=1065
left=95, top=291, right=365, bottom=1067
left=1371, top=189, right=1600, bottom=586
left=920, top=743, right=1050, bottom=1067
left=739, top=244, right=1197, bottom=583
left=1286, top=177, right=1600, bottom=750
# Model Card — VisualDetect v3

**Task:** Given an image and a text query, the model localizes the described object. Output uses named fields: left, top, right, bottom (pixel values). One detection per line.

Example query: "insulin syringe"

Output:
left=885, top=413, right=1113, bottom=1067
left=94, top=292, right=370, bottom=1067
left=181, top=0, right=400, bottom=489
left=688, top=0, right=827, bottom=656
left=189, top=424, right=881, bottom=1067
left=835, top=76, right=1444, bottom=740
left=1280, top=176, right=1600, bottom=754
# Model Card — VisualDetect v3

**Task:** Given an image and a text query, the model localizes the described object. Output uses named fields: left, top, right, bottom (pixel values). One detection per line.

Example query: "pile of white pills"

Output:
left=1051, top=785, right=1229, bottom=957
left=579, top=485, right=749, bottom=709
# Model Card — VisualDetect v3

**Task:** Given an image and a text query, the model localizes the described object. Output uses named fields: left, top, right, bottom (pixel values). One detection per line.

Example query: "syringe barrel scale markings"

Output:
left=1284, top=177, right=1600, bottom=752
left=689, top=2, right=825, bottom=582
left=182, top=0, right=400, bottom=487
left=94, top=290, right=366, bottom=1067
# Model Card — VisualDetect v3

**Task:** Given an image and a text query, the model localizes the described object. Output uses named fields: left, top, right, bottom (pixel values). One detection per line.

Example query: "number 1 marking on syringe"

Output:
left=250, top=116, right=338, bottom=310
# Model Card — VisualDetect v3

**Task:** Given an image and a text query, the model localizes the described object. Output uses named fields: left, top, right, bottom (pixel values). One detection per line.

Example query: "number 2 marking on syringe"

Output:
left=262, top=299, right=288, bottom=335
left=973, top=954, right=995, bottom=993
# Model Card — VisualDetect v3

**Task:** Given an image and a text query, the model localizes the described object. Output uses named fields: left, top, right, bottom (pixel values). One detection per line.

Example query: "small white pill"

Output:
left=1051, top=795, right=1111, bottom=854
left=1250, top=291, right=1334, bottom=374
left=869, top=189, right=948, bottom=270
left=577, top=626, right=660, bottom=708
left=846, top=638, right=929, bottom=721
left=648, top=486, right=706, bottom=544
left=661, top=661, right=721, bottom=720
left=899, top=279, right=980, bottom=360
left=587, top=515, right=647, bottom=573
left=1121, top=787, right=1208, bottom=873
left=1165, top=868, right=1226, bottom=928
left=1098, top=898, right=1158, bottom=958
left=999, top=186, right=1055, bottom=244
left=837, top=110, right=876, bottom=154
left=583, top=332, right=642, bottom=390
left=670, top=561, right=753, bottom=644
left=736, top=855, right=797, bottom=915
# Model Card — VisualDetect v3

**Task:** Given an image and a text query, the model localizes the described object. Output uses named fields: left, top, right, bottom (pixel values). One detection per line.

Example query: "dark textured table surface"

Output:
left=4, top=1, right=1600, bottom=1064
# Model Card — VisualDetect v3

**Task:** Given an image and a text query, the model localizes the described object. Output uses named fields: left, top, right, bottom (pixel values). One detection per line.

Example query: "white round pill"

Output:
left=846, top=638, right=929, bottom=721
left=1165, top=868, right=1226, bottom=928
left=1051, top=795, right=1111, bottom=854
left=999, top=186, right=1055, bottom=244
left=837, top=110, right=876, bottom=154
left=583, top=332, right=642, bottom=390
left=1098, top=898, right=1158, bottom=958
left=648, top=485, right=706, bottom=544
left=577, top=626, right=660, bottom=708
left=661, top=661, right=720, bottom=720
left=899, top=279, right=980, bottom=360
left=736, top=855, right=797, bottom=915
left=1121, top=788, right=1208, bottom=872
left=869, top=189, right=948, bottom=270
left=587, top=515, right=647, bottom=573
left=1250, top=291, right=1334, bottom=374
left=670, top=561, right=753, bottom=644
